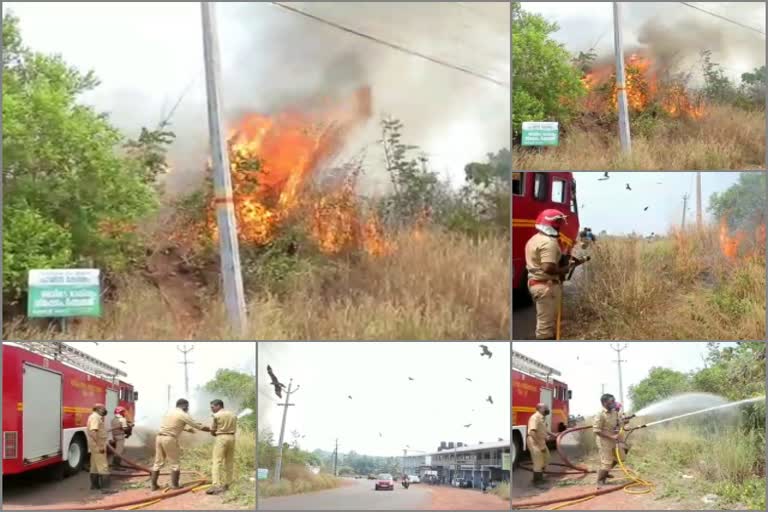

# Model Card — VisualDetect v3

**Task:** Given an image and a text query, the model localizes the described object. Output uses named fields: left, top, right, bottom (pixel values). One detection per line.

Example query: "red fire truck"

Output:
left=512, top=172, right=580, bottom=294
left=2, top=342, right=138, bottom=476
left=511, top=350, right=571, bottom=466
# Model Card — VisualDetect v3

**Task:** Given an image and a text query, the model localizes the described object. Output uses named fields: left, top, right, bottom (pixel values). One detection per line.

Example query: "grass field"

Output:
left=514, top=105, right=766, bottom=171
left=562, top=226, right=765, bottom=340
left=256, top=465, right=340, bottom=498
left=5, top=229, right=510, bottom=340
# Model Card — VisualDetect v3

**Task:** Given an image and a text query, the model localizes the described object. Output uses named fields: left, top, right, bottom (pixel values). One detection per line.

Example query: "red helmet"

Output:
left=535, top=208, right=568, bottom=236
left=114, top=406, right=126, bottom=416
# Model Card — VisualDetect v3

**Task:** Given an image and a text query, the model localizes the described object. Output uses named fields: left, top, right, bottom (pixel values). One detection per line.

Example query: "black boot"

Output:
left=206, top=485, right=225, bottom=495
left=150, top=470, right=160, bottom=491
left=596, top=469, right=608, bottom=487
left=90, top=473, right=100, bottom=491
left=532, top=472, right=546, bottom=488
left=100, top=475, right=118, bottom=494
left=170, top=470, right=181, bottom=489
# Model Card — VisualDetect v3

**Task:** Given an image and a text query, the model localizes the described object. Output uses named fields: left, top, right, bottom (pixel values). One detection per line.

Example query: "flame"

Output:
left=204, top=87, right=396, bottom=255
left=719, top=215, right=766, bottom=261
left=583, top=52, right=706, bottom=119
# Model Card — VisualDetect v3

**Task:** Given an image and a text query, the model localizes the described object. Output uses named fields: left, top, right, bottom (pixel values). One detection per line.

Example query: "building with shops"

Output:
left=402, top=440, right=510, bottom=489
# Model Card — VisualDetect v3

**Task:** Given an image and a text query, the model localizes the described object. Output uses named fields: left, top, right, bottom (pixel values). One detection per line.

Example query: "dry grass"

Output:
left=492, top=481, right=510, bottom=501
left=563, top=226, right=765, bottom=340
left=5, top=230, right=510, bottom=340
left=514, top=105, right=766, bottom=171
left=257, top=465, right=339, bottom=498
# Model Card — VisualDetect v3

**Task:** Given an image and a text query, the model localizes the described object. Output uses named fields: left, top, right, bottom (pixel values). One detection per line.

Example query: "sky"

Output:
left=258, top=342, right=510, bottom=457
left=6, top=2, right=509, bottom=194
left=519, top=2, right=765, bottom=82
left=513, top=341, right=737, bottom=416
left=63, top=341, right=256, bottom=428
left=571, top=171, right=748, bottom=236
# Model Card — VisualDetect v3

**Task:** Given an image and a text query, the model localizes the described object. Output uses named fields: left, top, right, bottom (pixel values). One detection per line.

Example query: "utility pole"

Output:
left=696, top=172, right=702, bottom=229
left=200, top=2, right=248, bottom=335
left=612, top=1, right=631, bottom=153
left=177, top=345, right=194, bottom=397
left=610, top=344, right=628, bottom=406
left=682, top=193, right=689, bottom=229
left=333, top=439, right=339, bottom=477
left=167, top=384, right=171, bottom=410
left=273, top=379, right=299, bottom=483
left=601, top=383, right=605, bottom=395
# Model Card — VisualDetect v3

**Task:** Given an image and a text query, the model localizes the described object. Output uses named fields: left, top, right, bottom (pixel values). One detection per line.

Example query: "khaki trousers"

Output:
left=528, top=442, right=550, bottom=472
left=90, top=446, right=109, bottom=475
left=212, top=434, right=236, bottom=487
left=153, top=435, right=180, bottom=471
left=529, top=283, right=562, bottom=339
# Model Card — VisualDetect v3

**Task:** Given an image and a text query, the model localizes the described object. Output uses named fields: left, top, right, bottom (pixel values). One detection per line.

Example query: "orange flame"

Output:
left=719, top=215, right=765, bottom=261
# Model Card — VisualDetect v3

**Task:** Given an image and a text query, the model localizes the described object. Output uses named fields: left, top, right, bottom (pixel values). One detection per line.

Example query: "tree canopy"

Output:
left=708, top=173, right=766, bottom=228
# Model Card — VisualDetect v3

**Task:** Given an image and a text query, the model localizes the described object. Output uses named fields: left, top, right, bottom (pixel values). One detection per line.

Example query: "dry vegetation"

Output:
left=5, top=230, right=509, bottom=341
left=257, top=464, right=340, bottom=498
left=562, top=225, right=765, bottom=340
left=514, top=105, right=766, bottom=171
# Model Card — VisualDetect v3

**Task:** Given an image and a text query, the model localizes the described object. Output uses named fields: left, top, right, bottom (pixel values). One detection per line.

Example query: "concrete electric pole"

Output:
left=273, top=379, right=299, bottom=483
left=177, top=344, right=194, bottom=396
left=612, top=1, right=631, bottom=153
left=200, top=2, right=248, bottom=335
left=696, top=172, right=702, bottom=229
left=682, top=193, right=689, bottom=229
left=610, top=344, right=628, bottom=406
left=334, top=439, right=339, bottom=477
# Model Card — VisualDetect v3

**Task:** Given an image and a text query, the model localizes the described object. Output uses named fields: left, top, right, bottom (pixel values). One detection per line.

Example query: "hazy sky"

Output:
left=571, top=171, right=748, bottom=236
left=6, top=2, right=509, bottom=194
left=62, top=341, right=256, bottom=428
left=258, top=342, right=510, bottom=457
left=519, top=2, right=765, bottom=81
left=513, top=341, right=737, bottom=416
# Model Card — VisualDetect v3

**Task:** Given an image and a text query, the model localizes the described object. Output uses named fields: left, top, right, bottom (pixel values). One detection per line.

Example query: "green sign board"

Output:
left=502, top=452, right=511, bottom=471
left=257, top=468, right=269, bottom=481
left=28, top=269, right=101, bottom=318
left=521, top=121, right=559, bottom=146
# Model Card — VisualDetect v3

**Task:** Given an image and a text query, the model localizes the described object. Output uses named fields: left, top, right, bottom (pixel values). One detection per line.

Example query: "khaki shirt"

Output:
left=87, top=412, right=108, bottom=450
left=526, top=411, right=547, bottom=449
left=158, top=408, right=206, bottom=438
left=212, top=409, right=238, bottom=435
left=525, top=232, right=562, bottom=282
left=111, top=415, right=128, bottom=440
left=592, top=408, right=619, bottom=446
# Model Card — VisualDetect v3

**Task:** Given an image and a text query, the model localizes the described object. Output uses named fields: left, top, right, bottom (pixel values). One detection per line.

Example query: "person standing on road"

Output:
left=87, top=403, right=117, bottom=494
left=526, top=403, right=555, bottom=487
left=206, top=399, right=238, bottom=495
left=150, top=398, right=211, bottom=491
left=525, top=209, right=571, bottom=339
left=110, top=406, right=132, bottom=469
left=592, top=393, right=624, bottom=487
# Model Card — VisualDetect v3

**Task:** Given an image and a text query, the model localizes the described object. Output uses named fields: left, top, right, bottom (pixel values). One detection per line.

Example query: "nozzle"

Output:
left=625, top=414, right=637, bottom=421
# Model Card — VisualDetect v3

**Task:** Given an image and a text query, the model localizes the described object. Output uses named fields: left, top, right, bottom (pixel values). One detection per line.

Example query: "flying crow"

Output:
left=464, top=423, right=472, bottom=428
left=267, top=365, right=286, bottom=398
left=465, top=378, right=473, bottom=382
left=408, top=377, right=415, bottom=381
left=479, top=345, right=492, bottom=358
left=598, top=172, right=609, bottom=181
left=348, top=395, right=353, bottom=400
left=486, top=395, right=494, bottom=404
left=626, top=183, right=632, bottom=191
left=643, top=206, right=649, bottom=211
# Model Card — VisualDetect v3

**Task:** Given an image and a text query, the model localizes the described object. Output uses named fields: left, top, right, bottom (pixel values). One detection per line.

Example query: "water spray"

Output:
left=640, top=396, right=763, bottom=428
left=237, top=407, right=254, bottom=419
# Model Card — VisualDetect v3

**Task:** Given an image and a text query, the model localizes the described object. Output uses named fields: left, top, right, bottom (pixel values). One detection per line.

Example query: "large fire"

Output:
left=205, top=86, right=393, bottom=256
left=583, top=52, right=705, bottom=119
left=719, top=215, right=766, bottom=262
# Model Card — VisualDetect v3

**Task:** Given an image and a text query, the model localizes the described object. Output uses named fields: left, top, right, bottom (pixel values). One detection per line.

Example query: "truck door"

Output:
left=105, top=389, right=118, bottom=431
left=539, top=388, right=553, bottom=431
left=22, top=364, right=62, bottom=463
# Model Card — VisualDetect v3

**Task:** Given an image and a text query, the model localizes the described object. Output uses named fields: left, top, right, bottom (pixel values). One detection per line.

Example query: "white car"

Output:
left=407, top=474, right=420, bottom=483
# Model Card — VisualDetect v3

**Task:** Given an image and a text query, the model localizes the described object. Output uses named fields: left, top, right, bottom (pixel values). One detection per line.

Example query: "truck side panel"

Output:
left=22, top=364, right=63, bottom=463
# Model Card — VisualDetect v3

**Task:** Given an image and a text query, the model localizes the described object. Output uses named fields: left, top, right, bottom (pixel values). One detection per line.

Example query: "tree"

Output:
left=708, top=173, right=766, bottom=228
left=204, top=369, right=256, bottom=428
left=628, top=367, right=691, bottom=412
left=739, top=66, right=767, bottom=107
left=2, top=12, right=163, bottom=304
left=512, top=2, right=585, bottom=137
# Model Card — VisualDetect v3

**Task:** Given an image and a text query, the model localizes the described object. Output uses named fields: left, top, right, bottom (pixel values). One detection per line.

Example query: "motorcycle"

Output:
left=401, top=479, right=410, bottom=489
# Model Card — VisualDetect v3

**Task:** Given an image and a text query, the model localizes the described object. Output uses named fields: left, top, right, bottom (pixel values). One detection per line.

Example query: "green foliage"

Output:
left=701, top=50, right=739, bottom=105
left=738, top=66, right=767, bottom=106
left=708, top=173, right=766, bottom=228
left=629, top=367, right=691, bottom=412
left=203, top=369, right=256, bottom=429
left=2, top=12, right=164, bottom=303
left=511, top=2, right=585, bottom=136
left=123, top=125, right=176, bottom=185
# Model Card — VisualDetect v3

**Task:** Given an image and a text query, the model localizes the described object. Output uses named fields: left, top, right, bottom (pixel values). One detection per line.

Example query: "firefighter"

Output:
left=527, top=402, right=555, bottom=487
left=592, top=393, right=625, bottom=487
left=150, top=398, right=211, bottom=491
left=110, top=406, right=133, bottom=469
left=86, top=403, right=117, bottom=494
left=206, top=399, right=238, bottom=495
left=525, top=209, right=571, bottom=339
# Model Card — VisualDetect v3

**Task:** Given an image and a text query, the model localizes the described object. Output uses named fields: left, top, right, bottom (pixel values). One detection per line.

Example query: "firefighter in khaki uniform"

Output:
left=592, top=393, right=626, bottom=486
left=86, top=404, right=117, bottom=494
left=110, top=406, right=133, bottom=468
left=206, top=399, right=238, bottom=495
left=526, top=403, right=555, bottom=487
left=150, top=399, right=210, bottom=491
left=525, top=209, right=571, bottom=340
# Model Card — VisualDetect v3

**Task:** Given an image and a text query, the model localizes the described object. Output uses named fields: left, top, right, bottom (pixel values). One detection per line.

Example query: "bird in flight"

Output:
left=598, top=172, right=609, bottom=181
left=464, top=423, right=472, bottom=428
left=479, top=345, right=492, bottom=358
left=465, top=378, right=473, bottom=382
left=626, top=183, right=632, bottom=191
left=379, top=432, right=383, bottom=437
left=486, top=395, right=494, bottom=405
left=348, top=395, right=353, bottom=400
left=643, top=206, right=649, bottom=211
left=408, top=377, right=415, bottom=381
left=267, top=365, right=286, bottom=398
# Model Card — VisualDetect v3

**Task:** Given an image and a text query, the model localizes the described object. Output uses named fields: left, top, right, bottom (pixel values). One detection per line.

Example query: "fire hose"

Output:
left=21, top=442, right=210, bottom=510
left=512, top=424, right=653, bottom=509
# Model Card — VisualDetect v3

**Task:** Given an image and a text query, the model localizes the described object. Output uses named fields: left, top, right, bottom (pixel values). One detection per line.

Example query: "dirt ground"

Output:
left=424, top=485, right=508, bottom=510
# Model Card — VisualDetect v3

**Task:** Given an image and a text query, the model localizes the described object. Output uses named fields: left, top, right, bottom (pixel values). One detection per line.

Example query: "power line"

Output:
left=270, top=2, right=509, bottom=88
left=679, top=2, right=765, bottom=36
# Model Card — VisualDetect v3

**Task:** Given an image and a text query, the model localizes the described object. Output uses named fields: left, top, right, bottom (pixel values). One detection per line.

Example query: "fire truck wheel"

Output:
left=63, top=435, right=87, bottom=476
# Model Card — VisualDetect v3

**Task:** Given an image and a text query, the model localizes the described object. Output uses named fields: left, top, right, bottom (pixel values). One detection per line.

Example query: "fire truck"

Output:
left=2, top=342, right=138, bottom=476
left=511, top=350, right=571, bottom=466
left=512, top=172, right=580, bottom=295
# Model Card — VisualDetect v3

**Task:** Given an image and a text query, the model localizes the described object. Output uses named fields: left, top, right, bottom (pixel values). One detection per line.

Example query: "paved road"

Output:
left=512, top=296, right=536, bottom=340
left=259, top=478, right=432, bottom=510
